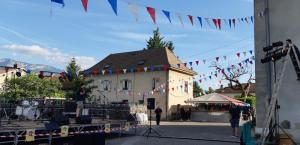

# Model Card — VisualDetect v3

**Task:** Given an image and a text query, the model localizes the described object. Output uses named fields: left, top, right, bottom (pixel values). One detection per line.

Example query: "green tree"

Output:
left=146, top=28, right=174, bottom=51
left=60, top=58, right=96, bottom=100
left=193, top=81, right=204, bottom=97
left=0, top=74, right=64, bottom=101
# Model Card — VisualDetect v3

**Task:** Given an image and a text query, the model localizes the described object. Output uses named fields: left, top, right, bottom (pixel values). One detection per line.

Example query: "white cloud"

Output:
left=2, top=44, right=97, bottom=70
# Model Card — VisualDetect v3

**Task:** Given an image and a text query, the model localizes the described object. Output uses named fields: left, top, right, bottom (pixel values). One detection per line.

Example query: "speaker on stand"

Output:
left=143, top=98, right=161, bottom=137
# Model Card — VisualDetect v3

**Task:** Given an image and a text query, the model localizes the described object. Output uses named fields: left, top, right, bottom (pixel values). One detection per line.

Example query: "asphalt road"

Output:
left=106, top=121, right=240, bottom=145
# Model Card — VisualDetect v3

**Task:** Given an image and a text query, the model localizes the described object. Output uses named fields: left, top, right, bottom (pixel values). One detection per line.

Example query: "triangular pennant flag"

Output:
left=215, top=74, right=217, bottom=77
left=150, top=66, right=155, bottom=71
left=177, top=64, right=181, bottom=68
left=216, top=57, right=219, bottom=62
left=205, top=18, right=211, bottom=28
left=146, top=7, right=156, bottom=24
left=223, top=19, right=227, bottom=26
left=177, top=13, right=184, bottom=27
left=81, top=0, right=88, bottom=12
left=184, top=63, right=187, bottom=67
left=249, top=60, right=253, bottom=64
left=162, top=10, right=171, bottom=23
left=229, top=19, right=232, bottom=28
left=109, top=69, right=113, bottom=75
left=51, top=0, right=65, bottom=7
left=245, top=17, right=249, bottom=23
left=243, top=51, right=247, bottom=56
left=212, top=19, right=218, bottom=29
left=108, top=0, right=117, bottom=15
left=102, top=70, right=106, bottom=75
left=123, top=69, right=127, bottom=74
left=189, top=62, right=193, bottom=66
left=227, top=68, right=231, bottom=72
left=241, top=18, right=244, bottom=22
left=217, top=19, right=221, bottom=29
left=144, top=67, right=148, bottom=72
left=232, top=19, right=236, bottom=27
left=128, top=3, right=139, bottom=21
left=223, top=56, right=227, bottom=60
left=199, top=79, right=202, bottom=83
left=130, top=68, right=135, bottom=73
left=195, top=60, right=199, bottom=65
left=238, top=63, right=242, bottom=67
left=188, top=15, right=193, bottom=25
left=209, top=76, right=212, bottom=79
left=197, top=17, right=202, bottom=27
left=249, top=50, right=253, bottom=55
left=236, top=52, right=240, bottom=58
left=250, top=16, right=254, bottom=23
left=203, top=59, right=206, bottom=64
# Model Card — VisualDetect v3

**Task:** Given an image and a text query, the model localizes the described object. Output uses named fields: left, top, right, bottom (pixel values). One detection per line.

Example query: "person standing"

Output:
left=186, top=108, right=192, bottom=121
left=154, top=106, right=162, bottom=125
left=76, top=87, right=85, bottom=118
left=180, top=107, right=185, bottom=121
left=229, top=104, right=241, bottom=137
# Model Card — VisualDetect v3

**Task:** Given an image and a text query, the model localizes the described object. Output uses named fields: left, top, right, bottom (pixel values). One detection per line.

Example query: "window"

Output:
left=184, top=81, right=188, bottom=93
left=121, top=79, right=132, bottom=90
left=101, top=80, right=111, bottom=91
left=152, top=78, right=160, bottom=90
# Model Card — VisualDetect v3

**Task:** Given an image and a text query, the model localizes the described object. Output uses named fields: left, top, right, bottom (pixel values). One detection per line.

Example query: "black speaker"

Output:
left=76, top=115, right=92, bottom=124
left=45, top=122, right=60, bottom=131
left=147, top=98, right=155, bottom=110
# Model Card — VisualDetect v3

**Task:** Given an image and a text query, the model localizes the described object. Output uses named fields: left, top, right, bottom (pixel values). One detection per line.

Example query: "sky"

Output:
left=0, top=0, right=254, bottom=90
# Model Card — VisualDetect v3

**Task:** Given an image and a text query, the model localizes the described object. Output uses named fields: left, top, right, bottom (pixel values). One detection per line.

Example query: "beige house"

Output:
left=0, top=67, right=27, bottom=92
left=84, top=48, right=197, bottom=119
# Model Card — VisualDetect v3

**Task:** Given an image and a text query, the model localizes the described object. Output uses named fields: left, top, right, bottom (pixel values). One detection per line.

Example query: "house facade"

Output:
left=84, top=48, right=196, bottom=119
left=0, top=67, right=27, bottom=92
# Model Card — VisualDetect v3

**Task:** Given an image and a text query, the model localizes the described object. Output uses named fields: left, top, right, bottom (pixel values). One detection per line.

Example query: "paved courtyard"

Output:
left=106, top=121, right=240, bottom=145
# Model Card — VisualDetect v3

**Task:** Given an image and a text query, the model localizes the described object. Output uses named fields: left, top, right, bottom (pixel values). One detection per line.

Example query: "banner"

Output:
left=105, top=123, right=111, bottom=133
left=25, top=129, right=35, bottom=142
left=61, top=125, right=69, bottom=137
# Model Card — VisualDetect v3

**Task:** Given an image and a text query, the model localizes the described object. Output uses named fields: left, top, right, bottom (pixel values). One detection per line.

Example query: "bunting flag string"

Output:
left=177, top=13, right=184, bottom=27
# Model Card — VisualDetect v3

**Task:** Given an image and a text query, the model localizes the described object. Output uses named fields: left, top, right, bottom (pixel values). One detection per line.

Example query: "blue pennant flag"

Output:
left=197, top=17, right=202, bottom=27
left=150, top=66, right=155, bottom=71
left=227, top=68, right=231, bottom=72
left=109, top=69, right=113, bottom=75
left=189, top=62, right=193, bottom=66
left=209, top=76, right=212, bottom=79
left=108, top=0, right=117, bottom=15
left=51, top=0, right=65, bottom=7
left=162, top=10, right=171, bottom=23
left=250, top=16, right=254, bottom=23
left=229, top=19, right=232, bottom=28
left=249, top=50, right=253, bottom=55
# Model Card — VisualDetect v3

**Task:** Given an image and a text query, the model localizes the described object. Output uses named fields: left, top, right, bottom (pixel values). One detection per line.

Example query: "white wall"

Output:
left=255, top=0, right=300, bottom=141
left=0, top=69, right=27, bottom=92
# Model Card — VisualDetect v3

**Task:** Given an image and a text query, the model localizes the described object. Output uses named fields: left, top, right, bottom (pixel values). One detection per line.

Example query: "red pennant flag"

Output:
left=212, top=19, right=218, bottom=29
left=163, top=65, right=168, bottom=71
left=92, top=70, right=98, bottom=76
left=199, top=79, right=202, bottom=83
left=81, top=0, right=88, bottom=12
left=232, top=19, right=236, bottom=27
left=146, top=7, right=156, bottom=24
left=188, top=15, right=193, bottom=25
left=216, top=57, right=219, bottom=62
left=195, top=60, right=199, bottom=65
left=217, top=19, right=221, bottom=29
left=236, top=52, right=240, bottom=58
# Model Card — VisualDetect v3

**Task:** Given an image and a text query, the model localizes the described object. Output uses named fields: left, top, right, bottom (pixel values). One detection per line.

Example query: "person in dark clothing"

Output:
left=154, top=106, right=162, bottom=125
left=186, top=108, right=192, bottom=121
left=180, top=107, right=185, bottom=121
left=76, top=88, right=85, bottom=118
left=229, top=105, right=241, bottom=137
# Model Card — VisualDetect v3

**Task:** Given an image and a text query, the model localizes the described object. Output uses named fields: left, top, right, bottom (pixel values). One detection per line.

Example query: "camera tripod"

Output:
left=142, top=109, right=161, bottom=137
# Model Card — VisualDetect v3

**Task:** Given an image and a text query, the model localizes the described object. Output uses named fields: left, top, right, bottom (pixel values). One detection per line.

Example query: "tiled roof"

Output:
left=215, top=83, right=256, bottom=94
left=85, top=48, right=196, bottom=76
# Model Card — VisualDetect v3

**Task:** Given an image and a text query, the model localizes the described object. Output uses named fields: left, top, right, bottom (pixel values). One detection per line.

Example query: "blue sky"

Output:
left=0, top=0, right=254, bottom=90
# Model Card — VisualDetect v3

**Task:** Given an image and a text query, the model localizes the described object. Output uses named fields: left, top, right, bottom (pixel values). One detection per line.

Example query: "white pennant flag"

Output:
left=128, top=3, right=139, bottom=21
left=177, top=13, right=184, bottom=27
left=205, top=18, right=212, bottom=28
left=102, top=70, right=106, bottom=75
left=243, top=51, right=247, bottom=56
left=144, top=67, right=148, bottom=72
left=123, top=69, right=127, bottom=74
